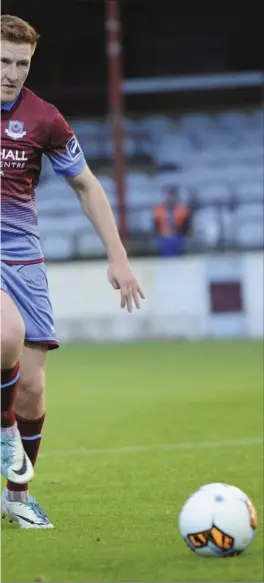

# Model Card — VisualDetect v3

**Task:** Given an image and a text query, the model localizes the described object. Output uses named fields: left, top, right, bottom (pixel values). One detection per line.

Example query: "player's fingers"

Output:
left=137, top=285, right=145, bottom=299
left=111, top=279, right=120, bottom=290
left=132, top=285, right=141, bottom=309
left=126, top=287, right=133, bottom=313
left=120, top=285, right=128, bottom=309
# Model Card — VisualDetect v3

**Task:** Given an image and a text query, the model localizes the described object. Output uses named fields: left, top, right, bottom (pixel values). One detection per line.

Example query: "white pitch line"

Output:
left=40, top=437, right=262, bottom=459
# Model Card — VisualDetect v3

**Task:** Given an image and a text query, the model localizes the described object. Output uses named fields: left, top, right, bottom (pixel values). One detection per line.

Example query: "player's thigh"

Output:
left=2, top=262, right=59, bottom=349
left=1, top=288, right=25, bottom=366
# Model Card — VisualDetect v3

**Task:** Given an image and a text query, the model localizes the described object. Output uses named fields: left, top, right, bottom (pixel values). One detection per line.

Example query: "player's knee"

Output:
left=19, top=367, right=45, bottom=401
left=1, top=291, right=25, bottom=368
left=15, top=364, right=45, bottom=418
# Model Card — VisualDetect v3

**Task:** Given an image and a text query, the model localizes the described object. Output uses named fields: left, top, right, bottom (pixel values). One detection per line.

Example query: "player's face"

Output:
left=1, top=41, right=33, bottom=103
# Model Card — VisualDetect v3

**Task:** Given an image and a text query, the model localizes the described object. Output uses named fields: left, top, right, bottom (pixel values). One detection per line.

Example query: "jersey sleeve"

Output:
left=45, top=109, right=86, bottom=178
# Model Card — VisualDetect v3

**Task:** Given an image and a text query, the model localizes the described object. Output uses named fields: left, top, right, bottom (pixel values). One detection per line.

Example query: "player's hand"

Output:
left=107, top=259, right=145, bottom=312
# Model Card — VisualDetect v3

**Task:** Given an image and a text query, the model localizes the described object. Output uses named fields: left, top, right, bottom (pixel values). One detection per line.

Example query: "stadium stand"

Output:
left=37, top=107, right=263, bottom=259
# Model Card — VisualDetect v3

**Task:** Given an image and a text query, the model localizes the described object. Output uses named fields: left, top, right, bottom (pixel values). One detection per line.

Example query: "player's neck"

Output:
left=1, top=91, right=21, bottom=111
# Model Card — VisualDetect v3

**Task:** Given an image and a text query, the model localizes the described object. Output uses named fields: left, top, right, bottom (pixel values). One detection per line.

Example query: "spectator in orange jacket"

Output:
left=153, top=186, right=191, bottom=256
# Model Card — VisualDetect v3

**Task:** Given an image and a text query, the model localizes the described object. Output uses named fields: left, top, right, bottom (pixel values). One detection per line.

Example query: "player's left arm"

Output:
left=67, top=165, right=145, bottom=311
left=46, top=109, right=144, bottom=311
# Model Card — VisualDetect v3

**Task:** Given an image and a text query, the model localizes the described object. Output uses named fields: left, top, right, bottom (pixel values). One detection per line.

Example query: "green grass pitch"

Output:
left=1, top=340, right=263, bottom=582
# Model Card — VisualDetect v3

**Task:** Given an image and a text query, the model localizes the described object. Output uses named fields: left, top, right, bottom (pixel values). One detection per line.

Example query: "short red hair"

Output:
left=1, top=14, right=40, bottom=46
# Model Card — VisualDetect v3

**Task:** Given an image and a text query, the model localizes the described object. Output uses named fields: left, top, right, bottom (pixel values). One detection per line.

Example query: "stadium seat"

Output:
left=154, top=133, right=191, bottom=167
left=140, top=115, right=176, bottom=137
left=215, top=110, right=249, bottom=131
left=127, top=208, right=153, bottom=232
left=156, top=171, right=184, bottom=190
left=126, top=172, right=153, bottom=190
left=236, top=182, right=263, bottom=202
left=179, top=112, right=215, bottom=133
left=126, top=189, right=153, bottom=209
left=195, top=183, right=231, bottom=204
left=41, top=233, right=74, bottom=260
left=35, top=107, right=263, bottom=252
left=247, top=108, right=263, bottom=130
left=38, top=194, right=81, bottom=214
left=76, top=231, right=105, bottom=256
left=219, top=164, right=263, bottom=183
left=235, top=221, right=264, bottom=249
left=234, top=203, right=264, bottom=222
left=192, top=207, right=221, bottom=248
left=179, top=166, right=231, bottom=186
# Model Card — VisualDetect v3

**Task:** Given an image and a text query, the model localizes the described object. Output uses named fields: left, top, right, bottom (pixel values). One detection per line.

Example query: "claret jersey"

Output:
left=1, top=87, right=86, bottom=262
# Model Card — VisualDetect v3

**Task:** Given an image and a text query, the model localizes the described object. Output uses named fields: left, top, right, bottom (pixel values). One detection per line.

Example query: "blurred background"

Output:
left=2, top=0, right=263, bottom=342
left=1, top=5, right=263, bottom=580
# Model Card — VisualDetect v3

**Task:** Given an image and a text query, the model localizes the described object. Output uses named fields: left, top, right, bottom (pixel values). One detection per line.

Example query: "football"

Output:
left=179, top=482, right=257, bottom=557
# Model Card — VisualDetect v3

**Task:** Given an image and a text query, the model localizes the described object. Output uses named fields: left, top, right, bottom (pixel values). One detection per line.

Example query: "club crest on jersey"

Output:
left=5, top=120, right=27, bottom=140
left=66, top=135, right=81, bottom=159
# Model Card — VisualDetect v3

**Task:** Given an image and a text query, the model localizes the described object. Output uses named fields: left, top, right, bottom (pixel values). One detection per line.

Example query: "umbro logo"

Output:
left=66, top=135, right=81, bottom=159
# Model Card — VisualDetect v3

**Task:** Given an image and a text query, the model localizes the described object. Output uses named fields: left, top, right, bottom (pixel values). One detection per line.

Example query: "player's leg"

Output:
left=1, top=262, right=58, bottom=529
left=1, top=289, right=34, bottom=484
left=2, top=342, right=53, bottom=529
left=13, top=342, right=47, bottom=478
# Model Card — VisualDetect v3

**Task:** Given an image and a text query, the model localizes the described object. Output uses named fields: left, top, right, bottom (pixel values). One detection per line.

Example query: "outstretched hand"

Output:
left=108, top=259, right=145, bottom=312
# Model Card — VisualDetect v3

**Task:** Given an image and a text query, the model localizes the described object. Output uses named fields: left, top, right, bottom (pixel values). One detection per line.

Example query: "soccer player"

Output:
left=1, top=14, right=144, bottom=529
